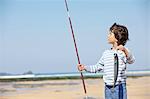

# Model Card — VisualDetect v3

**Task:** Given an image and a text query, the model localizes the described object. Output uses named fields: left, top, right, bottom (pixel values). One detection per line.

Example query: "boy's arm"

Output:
left=78, top=63, right=103, bottom=73
left=125, top=48, right=135, bottom=64
left=117, top=45, right=135, bottom=64
left=78, top=54, right=104, bottom=73
left=84, top=63, right=104, bottom=73
left=85, top=53, right=104, bottom=73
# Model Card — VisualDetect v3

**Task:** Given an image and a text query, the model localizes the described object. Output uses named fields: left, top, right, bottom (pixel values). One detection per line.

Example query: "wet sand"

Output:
left=0, top=76, right=150, bottom=99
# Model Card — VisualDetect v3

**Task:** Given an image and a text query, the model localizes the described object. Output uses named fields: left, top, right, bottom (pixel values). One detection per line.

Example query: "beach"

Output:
left=0, top=76, right=150, bottom=99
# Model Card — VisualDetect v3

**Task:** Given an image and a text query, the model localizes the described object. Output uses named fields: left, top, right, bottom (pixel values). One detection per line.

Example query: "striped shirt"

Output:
left=85, top=49, right=135, bottom=85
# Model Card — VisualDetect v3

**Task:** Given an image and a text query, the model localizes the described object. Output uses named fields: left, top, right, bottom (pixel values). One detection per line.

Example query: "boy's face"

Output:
left=107, top=31, right=118, bottom=44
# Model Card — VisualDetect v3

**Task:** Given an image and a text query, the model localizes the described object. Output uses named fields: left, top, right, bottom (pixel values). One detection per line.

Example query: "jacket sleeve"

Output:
left=85, top=53, right=104, bottom=73
left=126, top=49, right=135, bottom=64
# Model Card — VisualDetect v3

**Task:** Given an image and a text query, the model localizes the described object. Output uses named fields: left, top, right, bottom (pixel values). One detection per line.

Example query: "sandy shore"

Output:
left=0, top=76, right=150, bottom=99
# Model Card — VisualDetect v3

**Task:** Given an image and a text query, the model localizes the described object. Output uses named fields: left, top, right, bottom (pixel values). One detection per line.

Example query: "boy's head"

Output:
left=109, top=23, right=129, bottom=46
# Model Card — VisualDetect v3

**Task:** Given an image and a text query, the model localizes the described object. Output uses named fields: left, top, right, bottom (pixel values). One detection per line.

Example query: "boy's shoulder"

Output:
left=102, top=49, right=126, bottom=57
left=102, top=49, right=113, bottom=55
left=103, top=49, right=112, bottom=53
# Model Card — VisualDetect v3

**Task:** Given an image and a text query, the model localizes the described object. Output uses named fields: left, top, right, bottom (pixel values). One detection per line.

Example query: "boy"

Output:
left=78, top=23, right=135, bottom=99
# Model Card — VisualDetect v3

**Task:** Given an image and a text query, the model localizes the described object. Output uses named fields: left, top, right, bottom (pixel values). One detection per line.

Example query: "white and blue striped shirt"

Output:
left=85, top=49, right=135, bottom=85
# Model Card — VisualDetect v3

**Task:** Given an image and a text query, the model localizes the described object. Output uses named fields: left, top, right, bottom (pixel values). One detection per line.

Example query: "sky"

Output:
left=0, top=0, right=150, bottom=74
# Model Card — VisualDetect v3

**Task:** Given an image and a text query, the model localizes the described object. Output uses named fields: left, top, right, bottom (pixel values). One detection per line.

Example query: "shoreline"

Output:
left=0, top=76, right=148, bottom=82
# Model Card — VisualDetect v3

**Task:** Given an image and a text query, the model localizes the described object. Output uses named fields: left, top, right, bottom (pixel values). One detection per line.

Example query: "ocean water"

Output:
left=0, top=70, right=150, bottom=79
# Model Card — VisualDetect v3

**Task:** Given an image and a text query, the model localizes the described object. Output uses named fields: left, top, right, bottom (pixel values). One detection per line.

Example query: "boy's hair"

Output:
left=110, top=23, right=129, bottom=46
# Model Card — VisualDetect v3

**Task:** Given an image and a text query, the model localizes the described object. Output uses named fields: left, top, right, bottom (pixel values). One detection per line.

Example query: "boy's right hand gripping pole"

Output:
left=64, top=0, right=87, bottom=94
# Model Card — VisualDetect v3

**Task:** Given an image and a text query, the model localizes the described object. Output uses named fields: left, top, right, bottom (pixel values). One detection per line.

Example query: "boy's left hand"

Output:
left=116, top=45, right=125, bottom=51
left=117, top=45, right=129, bottom=57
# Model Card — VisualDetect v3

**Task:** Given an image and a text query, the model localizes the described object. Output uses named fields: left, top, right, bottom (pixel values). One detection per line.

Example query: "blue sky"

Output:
left=0, top=0, right=150, bottom=73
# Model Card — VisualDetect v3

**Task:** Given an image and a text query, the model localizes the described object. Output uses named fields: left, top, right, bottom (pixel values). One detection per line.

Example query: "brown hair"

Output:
left=110, top=23, right=129, bottom=46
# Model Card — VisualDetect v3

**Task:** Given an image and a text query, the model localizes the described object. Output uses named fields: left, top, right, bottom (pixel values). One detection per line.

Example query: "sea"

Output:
left=0, top=70, right=150, bottom=79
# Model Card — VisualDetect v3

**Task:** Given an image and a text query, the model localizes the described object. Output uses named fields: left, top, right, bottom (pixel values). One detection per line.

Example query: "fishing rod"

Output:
left=64, top=0, right=87, bottom=94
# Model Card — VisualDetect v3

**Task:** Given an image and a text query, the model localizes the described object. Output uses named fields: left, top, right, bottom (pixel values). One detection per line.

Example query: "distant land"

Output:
left=0, top=72, right=12, bottom=76
left=0, top=69, right=150, bottom=76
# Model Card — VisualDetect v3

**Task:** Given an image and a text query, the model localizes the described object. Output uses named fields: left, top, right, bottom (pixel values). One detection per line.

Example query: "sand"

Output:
left=0, top=76, right=150, bottom=99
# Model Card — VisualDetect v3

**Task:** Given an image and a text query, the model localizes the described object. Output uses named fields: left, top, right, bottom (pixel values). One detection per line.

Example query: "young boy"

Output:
left=78, top=23, right=135, bottom=99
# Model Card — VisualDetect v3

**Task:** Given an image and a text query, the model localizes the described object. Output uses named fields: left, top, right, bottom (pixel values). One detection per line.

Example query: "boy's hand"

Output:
left=77, top=64, right=85, bottom=71
left=117, top=45, right=129, bottom=57
left=117, top=45, right=125, bottom=51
